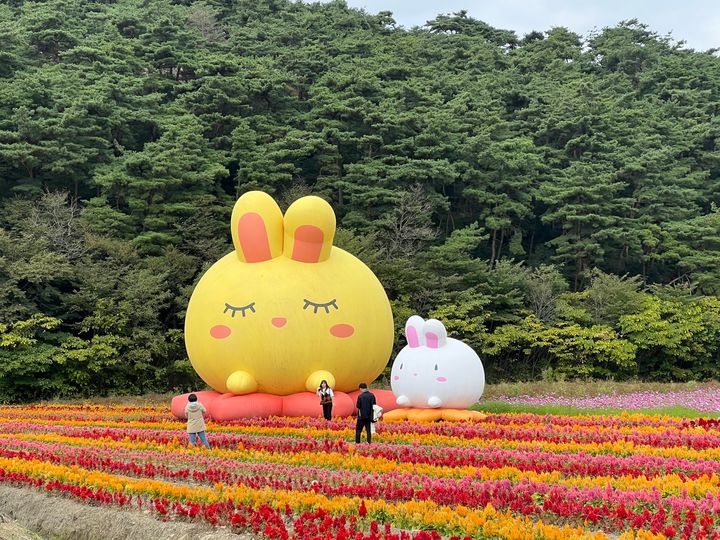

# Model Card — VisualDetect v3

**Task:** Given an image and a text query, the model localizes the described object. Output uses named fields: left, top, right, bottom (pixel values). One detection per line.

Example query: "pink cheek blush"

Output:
left=210, top=325, right=231, bottom=339
left=436, top=377, right=447, bottom=382
left=330, top=324, right=354, bottom=338
left=393, top=375, right=399, bottom=381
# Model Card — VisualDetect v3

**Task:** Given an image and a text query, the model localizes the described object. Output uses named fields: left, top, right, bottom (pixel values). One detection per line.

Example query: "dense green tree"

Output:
left=582, top=270, right=646, bottom=327
left=540, top=160, right=633, bottom=289
left=0, top=0, right=720, bottom=399
left=518, top=264, right=569, bottom=324
left=620, top=296, right=720, bottom=380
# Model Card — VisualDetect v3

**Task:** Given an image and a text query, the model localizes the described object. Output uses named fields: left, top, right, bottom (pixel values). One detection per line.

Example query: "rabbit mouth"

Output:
left=271, top=317, right=287, bottom=328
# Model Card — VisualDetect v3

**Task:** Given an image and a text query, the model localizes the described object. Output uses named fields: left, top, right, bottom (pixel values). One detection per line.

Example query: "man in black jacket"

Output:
left=355, top=383, right=376, bottom=443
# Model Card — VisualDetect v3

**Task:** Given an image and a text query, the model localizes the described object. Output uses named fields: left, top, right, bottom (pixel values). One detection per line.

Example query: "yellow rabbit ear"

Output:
left=283, top=196, right=335, bottom=263
left=231, top=191, right=284, bottom=263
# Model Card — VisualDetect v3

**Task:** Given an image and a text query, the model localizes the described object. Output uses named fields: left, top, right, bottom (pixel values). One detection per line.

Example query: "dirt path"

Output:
left=0, top=485, right=247, bottom=540
left=0, top=513, right=44, bottom=540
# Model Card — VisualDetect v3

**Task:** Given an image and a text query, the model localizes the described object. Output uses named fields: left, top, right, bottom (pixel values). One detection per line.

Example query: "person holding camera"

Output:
left=355, top=383, right=377, bottom=443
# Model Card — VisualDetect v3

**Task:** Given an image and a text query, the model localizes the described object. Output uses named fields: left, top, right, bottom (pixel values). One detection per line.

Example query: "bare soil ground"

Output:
left=0, top=485, right=248, bottom=540
left=0, top=514, right=44, bottom=540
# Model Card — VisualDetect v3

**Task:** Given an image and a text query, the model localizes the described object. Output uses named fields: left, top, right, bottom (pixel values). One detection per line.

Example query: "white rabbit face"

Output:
left=390, top=316, right=485, bottom=409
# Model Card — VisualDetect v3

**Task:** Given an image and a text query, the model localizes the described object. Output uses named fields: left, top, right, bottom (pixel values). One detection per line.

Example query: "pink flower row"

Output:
left=4, top=435, right=720, bottom=534
left=4, top=416, right=720, bottom=451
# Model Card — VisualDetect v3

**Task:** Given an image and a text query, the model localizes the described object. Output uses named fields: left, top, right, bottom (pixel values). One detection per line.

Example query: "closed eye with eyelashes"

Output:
left=303, top=298, right=338, bottom=314
left=224, top=302, right=256, bottom=317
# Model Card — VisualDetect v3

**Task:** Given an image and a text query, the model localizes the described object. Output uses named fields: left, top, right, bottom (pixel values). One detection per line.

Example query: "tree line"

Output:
left=1, top=0, right=719, bottom=400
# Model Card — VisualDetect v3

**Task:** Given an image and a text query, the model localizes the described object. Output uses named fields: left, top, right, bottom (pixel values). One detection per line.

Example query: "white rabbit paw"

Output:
left=427, top=396, right=443, bottom=408
left=396, top=395, right=411, bottom=406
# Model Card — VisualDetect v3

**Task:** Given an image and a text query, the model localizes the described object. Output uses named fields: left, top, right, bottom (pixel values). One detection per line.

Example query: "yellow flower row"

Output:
left=4, top=405, right=713, bottom=456
left=3, top=414, right=718, bottom=464
left=0, top=405, right=159, bottom=414
left=1, top=412, right=706, bottom=439
left=0, top=454, right=663, bottom=540
left=4, top=431, right=718, bottom=499
left=0, top=408, right=700, bottom=433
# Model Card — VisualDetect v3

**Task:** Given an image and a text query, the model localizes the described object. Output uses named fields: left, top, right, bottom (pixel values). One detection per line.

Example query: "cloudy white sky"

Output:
left=327, top=0, right=718, bottom=51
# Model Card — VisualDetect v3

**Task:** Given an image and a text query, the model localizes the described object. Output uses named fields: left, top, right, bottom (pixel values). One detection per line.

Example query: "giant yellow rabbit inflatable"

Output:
left=184, top=191, right=394, bottom=399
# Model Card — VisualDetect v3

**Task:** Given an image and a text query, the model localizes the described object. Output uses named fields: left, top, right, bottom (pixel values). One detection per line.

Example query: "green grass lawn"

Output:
left=473, top=400, right=720, bottom=418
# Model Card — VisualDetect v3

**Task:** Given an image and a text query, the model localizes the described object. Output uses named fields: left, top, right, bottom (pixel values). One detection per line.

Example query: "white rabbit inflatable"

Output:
left=390, top=315, right=485, bottom=409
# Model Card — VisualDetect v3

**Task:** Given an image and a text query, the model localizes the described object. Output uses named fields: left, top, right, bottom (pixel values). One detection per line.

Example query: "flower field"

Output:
left=1, top=406, right=720, bottom=539
left=495, top=387, right=720, bottom=413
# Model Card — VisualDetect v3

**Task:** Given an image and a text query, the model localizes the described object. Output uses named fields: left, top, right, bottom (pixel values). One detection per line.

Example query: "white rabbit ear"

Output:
left=423, top=319, right=447, bottom=349
left=404, top=315, right=425, bottom=348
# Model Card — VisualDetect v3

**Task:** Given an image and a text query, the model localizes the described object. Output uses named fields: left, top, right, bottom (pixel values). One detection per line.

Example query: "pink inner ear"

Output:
left=425, top=332, right=439, bottom=349
left=238, top=212, right=272, bottom=262
left=406, top=326, right=420, bottom=348
left=291, top=225, right=323, bottom=263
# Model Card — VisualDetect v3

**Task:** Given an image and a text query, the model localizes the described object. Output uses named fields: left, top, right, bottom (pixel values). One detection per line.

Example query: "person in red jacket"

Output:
left=355, top=383, right=376, bottom=443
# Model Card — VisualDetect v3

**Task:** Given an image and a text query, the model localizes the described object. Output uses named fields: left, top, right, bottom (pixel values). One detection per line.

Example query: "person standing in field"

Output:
left=355, top=383, right=376, bottom=443
left=185, top=393, right=211, bottom=448
left=317, top=379, right=334, bottom=420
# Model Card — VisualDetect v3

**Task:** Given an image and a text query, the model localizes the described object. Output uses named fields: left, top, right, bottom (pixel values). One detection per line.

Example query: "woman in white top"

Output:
left=317, top=380, right=334, bottom=420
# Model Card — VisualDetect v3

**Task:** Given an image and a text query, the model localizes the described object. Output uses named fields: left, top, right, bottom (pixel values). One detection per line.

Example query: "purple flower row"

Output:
left=493, top=388, right=720, bottom=412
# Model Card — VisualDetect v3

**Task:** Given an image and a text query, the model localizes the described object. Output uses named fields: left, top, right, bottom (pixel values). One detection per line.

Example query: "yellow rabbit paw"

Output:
left=226, top=371, right=258, bottom=395
left=306, top=370, right=336, bottom=392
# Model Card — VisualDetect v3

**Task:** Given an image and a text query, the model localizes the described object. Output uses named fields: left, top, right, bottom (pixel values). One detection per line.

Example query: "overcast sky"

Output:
left=325, top=0, right=718, bottom=51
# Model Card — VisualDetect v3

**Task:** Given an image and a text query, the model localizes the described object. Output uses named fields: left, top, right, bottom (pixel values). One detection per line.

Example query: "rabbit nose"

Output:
left=413, top=373, right=418, bottom=377
left=272, top=317, right=287, bottom=328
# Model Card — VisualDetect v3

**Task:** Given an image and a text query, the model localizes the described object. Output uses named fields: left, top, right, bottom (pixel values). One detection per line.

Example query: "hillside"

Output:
left=1, top=0, right=720, bottom=399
